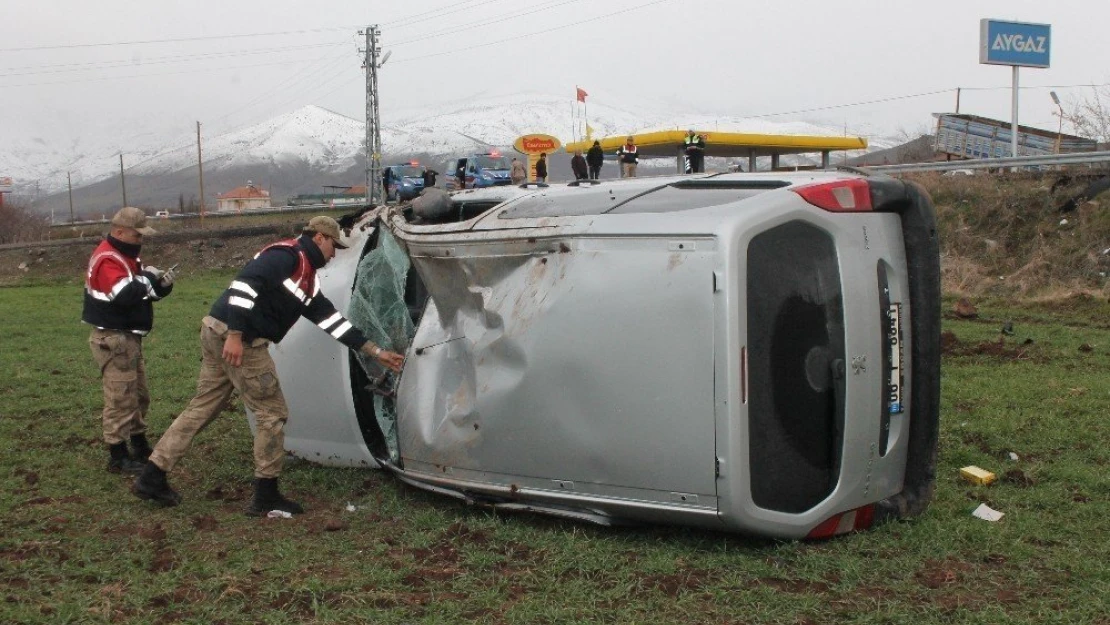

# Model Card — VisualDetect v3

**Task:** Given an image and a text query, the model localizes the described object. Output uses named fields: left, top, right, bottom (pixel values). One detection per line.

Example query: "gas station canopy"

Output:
left=564, top=130, right=867, bottom=170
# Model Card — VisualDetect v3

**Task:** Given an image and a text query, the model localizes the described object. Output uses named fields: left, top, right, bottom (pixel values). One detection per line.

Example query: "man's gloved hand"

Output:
left=144, top=265, right=164, bottom=282
left=159, top=266, right=176, bottom=287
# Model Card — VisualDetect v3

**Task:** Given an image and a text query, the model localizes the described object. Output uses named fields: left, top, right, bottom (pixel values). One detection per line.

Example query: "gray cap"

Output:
left=303, top=216, right=348, bottom=249
left=111, top=206, right=156, bottom=235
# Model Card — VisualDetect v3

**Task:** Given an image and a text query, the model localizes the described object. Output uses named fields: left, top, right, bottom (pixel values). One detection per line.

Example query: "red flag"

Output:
left=576, top=87, right=588, bottom=103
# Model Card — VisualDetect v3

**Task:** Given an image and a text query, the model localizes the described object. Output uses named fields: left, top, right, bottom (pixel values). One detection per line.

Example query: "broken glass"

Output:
left=346, top=226, right=415, bottom=463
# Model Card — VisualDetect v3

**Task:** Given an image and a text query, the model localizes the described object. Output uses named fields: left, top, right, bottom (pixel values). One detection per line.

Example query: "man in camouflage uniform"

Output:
left=133, top=216, right=404, bottom=516
left=83, top=207, right=175, bottom=474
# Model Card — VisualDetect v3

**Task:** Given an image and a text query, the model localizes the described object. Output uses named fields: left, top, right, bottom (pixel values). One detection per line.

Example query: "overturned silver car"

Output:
left=269, top=172, right=940, bottom=539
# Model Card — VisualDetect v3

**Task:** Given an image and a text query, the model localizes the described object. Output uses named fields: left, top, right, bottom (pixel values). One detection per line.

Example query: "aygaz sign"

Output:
left=980, top=19, right=1051, bottom=68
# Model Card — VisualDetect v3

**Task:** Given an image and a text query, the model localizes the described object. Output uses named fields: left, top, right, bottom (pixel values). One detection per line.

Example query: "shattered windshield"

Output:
left=393, top=166, right=424, bottom=178
left=347, top=227, right=416, bottom=463
left=474, top=156, right=510, bottom=170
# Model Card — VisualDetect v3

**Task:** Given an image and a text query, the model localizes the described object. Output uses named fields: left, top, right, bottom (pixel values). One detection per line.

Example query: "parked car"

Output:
left=443, top=152, right=513, bottom=190
left=384, top=163, right=427, bottom=202
left=154, top=210, right=171, bottom=219
left=265, top=171, right=940, bottom=539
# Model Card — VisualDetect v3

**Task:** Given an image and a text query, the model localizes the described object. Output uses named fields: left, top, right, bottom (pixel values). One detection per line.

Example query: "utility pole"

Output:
left=119, top=153, right=128, bottom=206
left=67, top=171, right=75, bottom=223
left=362, top=25, right=384, bottom=206
left=197, top=121, right=206, bottom=227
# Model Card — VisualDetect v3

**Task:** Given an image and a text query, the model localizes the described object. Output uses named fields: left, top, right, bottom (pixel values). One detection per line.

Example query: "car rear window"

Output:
left=498, top=179, right=788, bottom=219
left=746, top=220, right=845, bottom=513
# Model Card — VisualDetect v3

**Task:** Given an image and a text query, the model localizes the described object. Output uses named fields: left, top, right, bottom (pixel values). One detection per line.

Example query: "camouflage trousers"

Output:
left=148, top=317, right=289, bottom=479
left=89, top=328, right=149, bottom=445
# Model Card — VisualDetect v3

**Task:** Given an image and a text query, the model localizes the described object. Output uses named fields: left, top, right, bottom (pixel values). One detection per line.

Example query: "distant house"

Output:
left=217, top=181, right=271, bottom=212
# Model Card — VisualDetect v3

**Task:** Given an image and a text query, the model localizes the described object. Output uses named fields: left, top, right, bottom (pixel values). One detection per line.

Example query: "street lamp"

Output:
left=1050, top=91, right=1063, bottom=154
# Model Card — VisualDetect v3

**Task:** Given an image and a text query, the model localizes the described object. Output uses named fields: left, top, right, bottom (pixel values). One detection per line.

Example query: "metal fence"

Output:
left=856, top=150, right=1110, bottom=175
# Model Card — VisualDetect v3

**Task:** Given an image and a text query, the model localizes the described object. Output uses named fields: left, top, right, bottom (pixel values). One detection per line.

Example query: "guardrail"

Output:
left=855, top=150, right=1110, bottom=175
left=51, top=203, right=341, bottom=227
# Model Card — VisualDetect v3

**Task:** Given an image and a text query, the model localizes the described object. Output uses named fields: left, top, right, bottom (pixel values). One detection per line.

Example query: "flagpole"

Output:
left=584, top=99, right=588, bottom=141
left=570, top=101, right=576, bottom=142
left=577, top=86, right=586, bottom=142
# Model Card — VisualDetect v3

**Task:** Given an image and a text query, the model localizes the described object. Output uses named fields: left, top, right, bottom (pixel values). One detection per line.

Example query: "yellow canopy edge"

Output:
left=565, top=130, right=867, bottom=158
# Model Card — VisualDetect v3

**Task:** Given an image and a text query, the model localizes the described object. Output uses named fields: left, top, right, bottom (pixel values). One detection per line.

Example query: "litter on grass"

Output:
left=960, top=465, right=997, bottom=486
left=959, top=466, right=994, bottom=486
left=972, top=503, right=1004, bottom=522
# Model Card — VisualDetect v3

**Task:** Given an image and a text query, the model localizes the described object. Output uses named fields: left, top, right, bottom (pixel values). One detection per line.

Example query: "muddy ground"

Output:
left=0, top=225, right=299, bottom=286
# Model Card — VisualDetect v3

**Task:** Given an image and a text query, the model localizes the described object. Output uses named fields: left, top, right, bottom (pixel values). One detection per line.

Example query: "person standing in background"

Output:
left=586, top=140, right=604, bottom=180
left=510, top=157, right=527, bottom=185
left=535, top=153, right=548, bottom=183
left=683, top=129, right=706, bottom=173
left=570, top=150, right=588, bottom=181
left=454, top=161, right=467, bottom=190
left=617, top=136, right=639, bottom=178
left=422, top=168, right=438, bottom=190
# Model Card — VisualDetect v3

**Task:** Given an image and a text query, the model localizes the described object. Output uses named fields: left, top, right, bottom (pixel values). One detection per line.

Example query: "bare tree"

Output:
left=0, top=200, right=50, bottom=245
left=1063, top=85, right=1110, bottom=144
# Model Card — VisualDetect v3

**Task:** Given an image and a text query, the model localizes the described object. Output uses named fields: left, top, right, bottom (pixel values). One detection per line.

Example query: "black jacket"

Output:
left=209, top=235, right=369, bottom=349
left=586, top=145, right=604, bottom=168
left=536, top=158, right=548, bottom=178
left=570, top=155, right=588, bottom=179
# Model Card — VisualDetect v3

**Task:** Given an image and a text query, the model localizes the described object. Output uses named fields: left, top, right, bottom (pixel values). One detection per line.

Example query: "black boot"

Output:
left=107, top=442, right=145, bottom=475
left=129, top=433, right=153, bottom=461
left=131, top=462, right=182, bottom=507
left=247, top=477, right=304, bottom=516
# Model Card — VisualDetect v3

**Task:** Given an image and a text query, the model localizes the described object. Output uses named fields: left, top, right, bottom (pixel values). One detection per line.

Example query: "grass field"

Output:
left=1, top=272, right=1108, bottom=624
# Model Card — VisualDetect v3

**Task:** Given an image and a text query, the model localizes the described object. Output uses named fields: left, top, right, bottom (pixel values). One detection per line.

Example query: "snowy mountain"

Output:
left=7, top=92, right=897, bottom=213
left=129, top=105, right=366, bottom=176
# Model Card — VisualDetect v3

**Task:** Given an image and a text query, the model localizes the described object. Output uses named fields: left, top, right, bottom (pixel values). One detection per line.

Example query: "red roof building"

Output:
left=216, top=181, right=271, bottom=212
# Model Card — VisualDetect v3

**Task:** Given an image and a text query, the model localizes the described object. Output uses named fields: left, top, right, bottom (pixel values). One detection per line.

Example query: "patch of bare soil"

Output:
left=940, top=331, right=1041, bottom=361
left=0, top=226, right=293, bottom=285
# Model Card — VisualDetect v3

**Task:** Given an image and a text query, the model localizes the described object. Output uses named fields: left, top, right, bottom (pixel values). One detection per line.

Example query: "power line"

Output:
left=385, top=0, right=504, bottom=29
left=391, top=0, right=585, bottom=47
left=0, top=41, right=347, bottom=78
left=393, top=0, right=672, bottom=63
left=745, top=89, right=954, bottom=119
left=0, top=26, right=359, bottom=53
left=0, top=54, right=341, bottom=88
left=0, top=0, right=497, bottom=54
left=208, top=52, right=355, bottom=130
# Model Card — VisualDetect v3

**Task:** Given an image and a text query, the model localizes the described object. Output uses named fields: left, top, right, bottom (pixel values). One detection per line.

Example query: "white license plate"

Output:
left=888, top=303, right=905, bottom=414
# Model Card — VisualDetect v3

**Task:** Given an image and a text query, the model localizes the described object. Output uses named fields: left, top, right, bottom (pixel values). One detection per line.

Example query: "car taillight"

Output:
left=792, top=179, right=872, bottom=212
left=805, top=504, right=875, bottom=539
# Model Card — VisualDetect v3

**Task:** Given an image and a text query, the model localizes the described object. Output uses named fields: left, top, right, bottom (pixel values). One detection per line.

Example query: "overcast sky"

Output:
left=2, top=0, right=1106, bottom=147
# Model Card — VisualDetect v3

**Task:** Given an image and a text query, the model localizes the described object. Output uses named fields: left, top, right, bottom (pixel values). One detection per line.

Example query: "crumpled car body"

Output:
left=267, top=173, right=940, bottom=539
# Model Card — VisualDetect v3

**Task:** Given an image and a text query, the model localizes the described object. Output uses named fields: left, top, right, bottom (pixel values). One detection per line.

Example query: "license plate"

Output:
left=888, top=303, right=905, bottom=414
